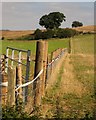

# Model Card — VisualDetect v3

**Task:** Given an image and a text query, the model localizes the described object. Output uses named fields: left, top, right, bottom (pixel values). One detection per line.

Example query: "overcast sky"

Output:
left=1, top=1, right=94, bottom=30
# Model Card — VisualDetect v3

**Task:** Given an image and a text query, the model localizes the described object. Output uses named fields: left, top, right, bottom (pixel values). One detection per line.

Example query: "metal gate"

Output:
left=5, top=46, right=31, bottom=102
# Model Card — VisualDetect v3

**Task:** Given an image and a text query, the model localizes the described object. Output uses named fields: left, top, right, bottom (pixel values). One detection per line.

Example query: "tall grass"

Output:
left=70, top=34, right=94, bottom=118
left=72, top=34, right=94, bottom=54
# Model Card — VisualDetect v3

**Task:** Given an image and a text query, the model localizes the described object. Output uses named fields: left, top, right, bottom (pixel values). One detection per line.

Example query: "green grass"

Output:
left=70, top=34, right=95, bottom=118
left=0, top=38, right=69, bottom=55
left=43, top=34, right=95, bottom=119
left=0, top=38, right=69, bottom=81
left=42, top=63, right=64, bottom=105
left=0, top=40, right=37, bottom=55
left=70, top=55, right=94, bottom=118
left=72, top=34, right=94, bottom=54
left=71, top=34, right=94, bottom=91
left=48, top=38, right=69, bottom=53
left=0, top=41, right=2, bottom=54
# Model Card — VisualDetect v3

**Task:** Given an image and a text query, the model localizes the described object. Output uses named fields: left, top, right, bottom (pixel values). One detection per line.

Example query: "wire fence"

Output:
left=0, top=41, right=68, bottom=107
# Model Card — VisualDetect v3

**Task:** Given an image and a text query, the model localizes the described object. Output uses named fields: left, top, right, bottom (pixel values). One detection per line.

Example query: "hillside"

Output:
left=73, top=25, right=95, bottom=33
left=0, top=25, right=95, bottom=40
left=0, top=30, right=35, bottom=39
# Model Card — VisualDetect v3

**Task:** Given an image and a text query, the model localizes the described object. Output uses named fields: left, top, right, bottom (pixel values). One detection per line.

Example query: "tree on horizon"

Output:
left=39, top=12, right=66, bottom=30
left=72, top=21, right=83, bottom=28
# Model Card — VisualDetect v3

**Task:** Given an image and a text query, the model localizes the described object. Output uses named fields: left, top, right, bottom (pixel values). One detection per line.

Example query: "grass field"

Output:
left=0, top=38, right=69, bottom=81
left=39, top=34, right=95, bottom=119
left=0, top=38, right=69, bottom=55
left=72, top=34, right=94, bottom=54
left=0, top=34, right=95, bottom=118
left=69, top=34, right=94, bottom=118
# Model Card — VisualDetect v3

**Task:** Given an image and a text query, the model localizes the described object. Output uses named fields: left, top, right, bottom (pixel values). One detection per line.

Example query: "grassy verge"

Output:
left=68, top=54, right=95, bottom=118
left=43, top=34, right=94, bottom=118
left=69, top=34, right=95, bottom=118
left=41, top=61, right=65, bottom=118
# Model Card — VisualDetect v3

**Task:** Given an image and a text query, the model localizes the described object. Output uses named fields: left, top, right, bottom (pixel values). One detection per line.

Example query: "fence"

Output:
left=46, top=48, right=67, bottom=80
left=0, top=40, right=68, bottom=107
left=0, top=47, right=31, bottom=105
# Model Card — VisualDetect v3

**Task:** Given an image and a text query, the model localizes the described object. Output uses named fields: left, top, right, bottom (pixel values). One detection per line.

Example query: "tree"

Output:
left=42, top=29, right=54, bottom=39
left=72, top=21, right=83, bottom=28
left=1, top=37, right=4, bottom=40
left=57, top=28, right=77, bottom=38
left=39, top=12, right=66, bottom=30
left=34, top=29, right=42, bottom=40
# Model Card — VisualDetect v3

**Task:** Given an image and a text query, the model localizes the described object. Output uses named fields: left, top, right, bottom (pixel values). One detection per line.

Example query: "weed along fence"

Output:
left=0, top=40, right=68, bottom=107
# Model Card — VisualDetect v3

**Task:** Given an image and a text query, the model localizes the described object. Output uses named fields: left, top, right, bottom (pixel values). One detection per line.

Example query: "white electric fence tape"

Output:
left=15, top=69, right=43, bottom=91
left=0, top=48, right=67, bottom=93
left=0, top=70, right=43, bottom=91
left=0, top=82, right=8, bottom=87
left=47, top=48, right=67, bottom=67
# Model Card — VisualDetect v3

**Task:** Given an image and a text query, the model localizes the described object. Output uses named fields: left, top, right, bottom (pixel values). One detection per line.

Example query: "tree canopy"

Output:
left=72, top=21, right=83, bottom=28
left=39, top=12, right=66, bottom=30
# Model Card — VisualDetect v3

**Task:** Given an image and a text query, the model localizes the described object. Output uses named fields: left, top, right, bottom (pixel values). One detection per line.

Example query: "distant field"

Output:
left=0, top=30, right=34, bottom=39
left=73, top=25, right=95, bottom=33
left=0, top=25, right=95, bottom=40
left=0, top=38, right=70, bottom=82
left=0, top=38, right=70, bottom=55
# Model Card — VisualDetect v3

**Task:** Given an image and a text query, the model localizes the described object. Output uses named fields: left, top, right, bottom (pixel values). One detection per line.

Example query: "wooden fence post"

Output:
left=69, top=38, right=71, bottom=53
left=1, top=73, right=8, bottom=105
left=46, top=54, right=51, bottom=81
left=50, top=52, right=53, bottom=75
left=52, top=51, right=56, bottom=73
left=33, top=41, right=44, bottom=106
left=7, top=66, right=16, bottom=106
left=1, top=55, right=6, bottom=74
left=16, top=65, right=22, bottom=99
left=42, top=41, right=48, bottom=96
left=0, top=70, right=1, bottom=119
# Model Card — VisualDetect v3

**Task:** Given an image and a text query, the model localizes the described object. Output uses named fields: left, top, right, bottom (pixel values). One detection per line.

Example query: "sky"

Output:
left=1, top=0, right=96, bottom=2
left=0, top=1, right=95, bottom=30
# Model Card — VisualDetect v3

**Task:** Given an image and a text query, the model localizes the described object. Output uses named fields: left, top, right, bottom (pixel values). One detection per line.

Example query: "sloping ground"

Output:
left=0, top=25, right=95, bottom=40
left=73, top=25, right=96, bottom=33
left=0, top=30, right=35, bottom=39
